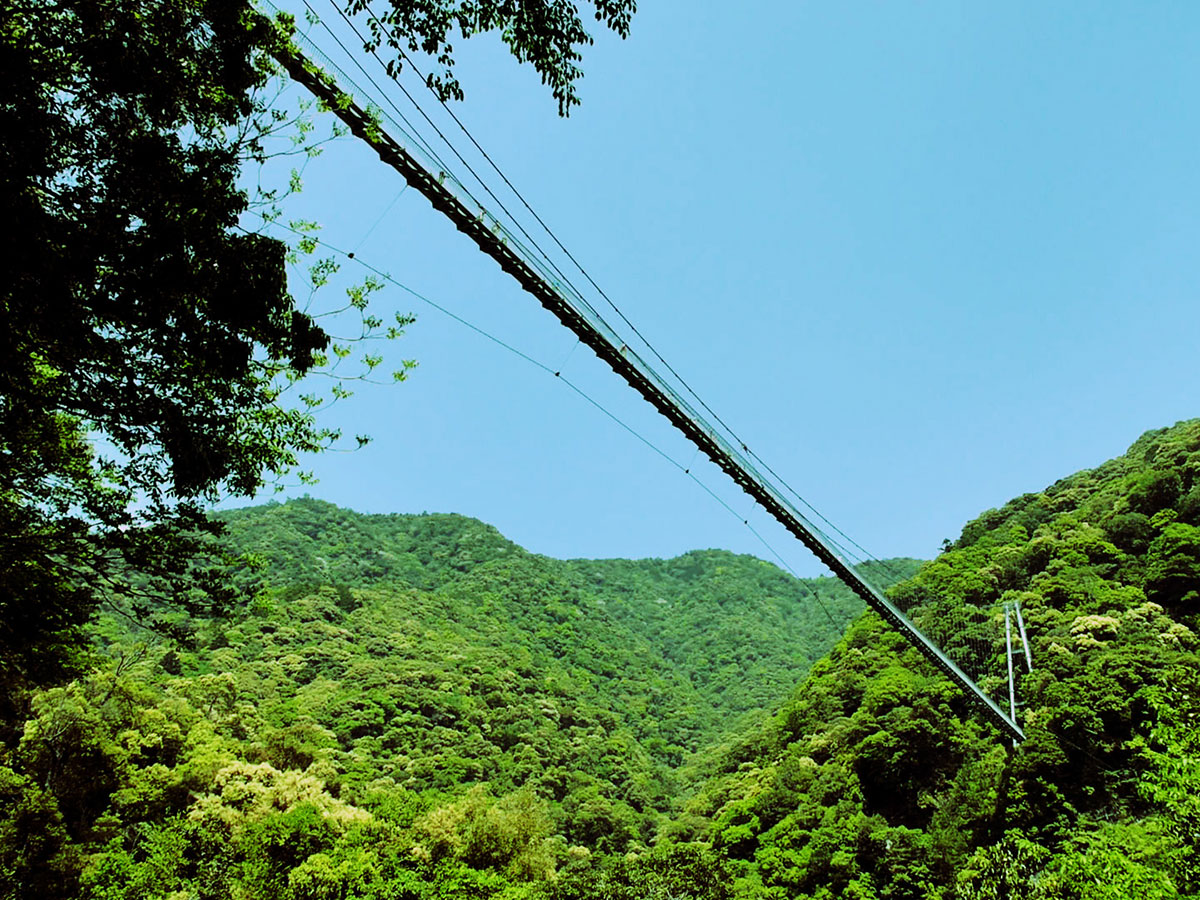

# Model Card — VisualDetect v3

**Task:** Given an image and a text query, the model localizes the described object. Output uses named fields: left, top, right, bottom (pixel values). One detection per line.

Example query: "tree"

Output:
left=1137, top=670, right=1200, bottom=893
left=347, top=0, right=638, bottom=116
left=0, top=765, right=79, bottom=900
left=1145, top=523, right=1200, bottom=622
left=0, top=0, right=337, bottom=715
left=0, top=0, right=637, bottom=718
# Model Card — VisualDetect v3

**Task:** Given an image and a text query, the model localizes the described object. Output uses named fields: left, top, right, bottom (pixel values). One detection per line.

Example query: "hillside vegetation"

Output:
left=2, top=421, right=1198, bottom=899
left=212, top=499, right=919, bottom=759
left=680, top=420, right=1200, bottom=898
left=1, top=498, right=910, bottom=898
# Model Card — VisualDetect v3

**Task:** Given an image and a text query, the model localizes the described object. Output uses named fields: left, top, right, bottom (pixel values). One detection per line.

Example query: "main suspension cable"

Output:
left=323, top=0, right=900, bottom=587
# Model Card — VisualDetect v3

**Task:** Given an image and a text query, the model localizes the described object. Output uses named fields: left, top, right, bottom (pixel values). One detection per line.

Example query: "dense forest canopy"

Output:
left=682, top=420, right=1200, bottom=899
left=2, top=420, right=1199, bottom=898
left=0, top=496, right=912, bottom=898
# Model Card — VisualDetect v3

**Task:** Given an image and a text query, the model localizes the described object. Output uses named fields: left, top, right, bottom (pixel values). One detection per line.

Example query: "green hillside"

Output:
left=213, top=498, right=919, bottom=754
left=560, top=553, right=919, bottom=728
left=678, top=419, right=1200, bottom=898
left=3, top=421, right=1198, bottom=899
left=0, top=498, right=910, bottom=899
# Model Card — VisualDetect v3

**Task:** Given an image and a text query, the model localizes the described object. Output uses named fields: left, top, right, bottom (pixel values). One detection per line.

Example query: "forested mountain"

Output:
left=678, top=419, right=1200, bottom=898
left=0, top=497, right=910, bottom=898
left=3, top=421, right=1199, bottom=899
left=213, top=499, right=919, bottom=750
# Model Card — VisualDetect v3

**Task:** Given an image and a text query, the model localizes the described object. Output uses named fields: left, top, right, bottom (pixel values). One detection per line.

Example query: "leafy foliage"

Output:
left=0, top=0, right=380, bottom=719
left=214, top=498, right=913, bottom=757
left=673, top=420, right=1200, bottom=899
left=0, top=496, right=900, bottom=897
left=345, top=0, right=638, bottom=115
left=4, top=422, right=1200, bottom=897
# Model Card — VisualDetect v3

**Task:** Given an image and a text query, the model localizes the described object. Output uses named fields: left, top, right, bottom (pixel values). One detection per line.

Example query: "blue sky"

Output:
left=249, top=1, right=1200, bottom=575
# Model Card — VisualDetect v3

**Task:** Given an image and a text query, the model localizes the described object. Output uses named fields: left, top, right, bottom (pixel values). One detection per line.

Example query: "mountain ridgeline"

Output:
left=3, top=421, right=1199, bottom=899
left=212, top=499, right=919, bottom=765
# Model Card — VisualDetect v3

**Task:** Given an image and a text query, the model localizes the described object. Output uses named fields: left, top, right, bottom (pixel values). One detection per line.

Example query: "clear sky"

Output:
left=248, top=1, right=1200, bottom=576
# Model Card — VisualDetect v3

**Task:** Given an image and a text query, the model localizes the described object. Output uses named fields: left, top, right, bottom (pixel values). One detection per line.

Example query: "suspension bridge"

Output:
left=256, top=5, right=1027, bottom=743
